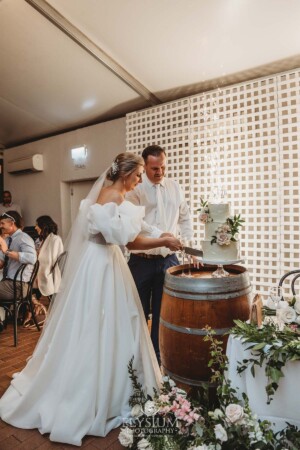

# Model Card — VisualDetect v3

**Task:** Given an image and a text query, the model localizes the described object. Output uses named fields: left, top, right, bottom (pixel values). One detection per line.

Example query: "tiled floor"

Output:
left=0, top=323, right=124, bottom=450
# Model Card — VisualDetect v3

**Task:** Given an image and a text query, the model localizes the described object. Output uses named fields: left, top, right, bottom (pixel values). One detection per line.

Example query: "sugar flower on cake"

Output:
left=215, top=224, right=231, bottom=246
left=211, top=214, right=244, bottom=246
left=197, top=198, right=212, bottom=223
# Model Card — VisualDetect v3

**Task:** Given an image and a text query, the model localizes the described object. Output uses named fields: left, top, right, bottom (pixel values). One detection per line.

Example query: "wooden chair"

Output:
left=1, top=260, right=40, bottom=346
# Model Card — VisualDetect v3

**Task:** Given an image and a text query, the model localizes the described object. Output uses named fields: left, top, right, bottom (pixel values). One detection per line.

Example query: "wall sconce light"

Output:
left=71, top=145, right=87, bottom=168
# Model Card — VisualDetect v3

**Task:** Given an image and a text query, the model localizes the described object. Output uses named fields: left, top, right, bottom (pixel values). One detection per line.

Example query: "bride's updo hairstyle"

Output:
left=106, top=152, right=144, bottom=182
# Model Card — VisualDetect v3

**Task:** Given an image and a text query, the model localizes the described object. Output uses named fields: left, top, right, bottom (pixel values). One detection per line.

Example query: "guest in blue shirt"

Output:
left=0, top=211, right=36, bottom=302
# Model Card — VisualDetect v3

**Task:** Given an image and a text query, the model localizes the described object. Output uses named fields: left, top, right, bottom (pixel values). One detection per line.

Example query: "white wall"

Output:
left=3, top=117, right=126, bottom=239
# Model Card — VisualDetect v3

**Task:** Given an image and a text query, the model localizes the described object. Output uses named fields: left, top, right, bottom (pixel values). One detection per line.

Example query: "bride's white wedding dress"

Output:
left=0, top=200, right=161, bottom=446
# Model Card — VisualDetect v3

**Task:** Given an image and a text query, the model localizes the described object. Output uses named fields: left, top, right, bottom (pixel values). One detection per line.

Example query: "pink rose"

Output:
left=216, top=231, right=231, bottom=246
left=199, top=212, right=209, bottom=223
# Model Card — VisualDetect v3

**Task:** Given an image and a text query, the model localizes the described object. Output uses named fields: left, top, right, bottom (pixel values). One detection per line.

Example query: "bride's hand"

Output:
left=191, top=255, right=203, bottom=268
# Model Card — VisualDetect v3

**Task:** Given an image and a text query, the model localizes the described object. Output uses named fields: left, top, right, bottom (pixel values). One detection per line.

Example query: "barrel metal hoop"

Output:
left=164, top=285, right=252, bottom=300
left=162, top=367, right=216, bottom=387
left=160, top=318, right=230, bottom=335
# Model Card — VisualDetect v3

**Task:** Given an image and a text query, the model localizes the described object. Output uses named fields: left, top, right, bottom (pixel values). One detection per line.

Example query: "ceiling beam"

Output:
left=25, top=0, right=161, bottom=106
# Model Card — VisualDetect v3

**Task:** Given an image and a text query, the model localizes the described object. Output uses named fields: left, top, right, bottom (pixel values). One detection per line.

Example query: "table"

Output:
left=226, top=334, right=300, bottom=432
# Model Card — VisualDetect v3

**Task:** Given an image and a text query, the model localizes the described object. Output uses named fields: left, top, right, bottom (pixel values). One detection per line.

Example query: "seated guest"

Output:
left=0, top=211, right=37, bottom=329
left=34, top=215, right=64, bottom=297
left=0, top=228, right=9, bottom=280
left=0, top=228, right=9, bottom=329
left=0, top=191, right=22, bottom=216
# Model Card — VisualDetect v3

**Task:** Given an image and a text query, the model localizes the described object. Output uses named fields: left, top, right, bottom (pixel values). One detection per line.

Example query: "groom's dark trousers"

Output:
left=128, top=252, right=179, bottom=363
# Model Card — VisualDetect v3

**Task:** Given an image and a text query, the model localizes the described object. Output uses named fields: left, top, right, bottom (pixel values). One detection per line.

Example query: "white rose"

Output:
left=169, top=378, right=176, bottom=387
left=118, top=427, right=134, bottom=447
left=131, top=404, right=143, bottom=417
left=278, top=300, right=289, bottom=309
left=214, top=423, right=228, bottom=442
left=143, top=400, right=159, bottom=416
left=137, top=438, right=152, bottom=449
left=225, top=404, right=244, bottom=424
left=266, top=296, right=277, bottom=310
left=294, top=300, right=300, bottom=314
left=296, top=315, right=300, bottom=325
left=277, top=307, right=297, bottom=324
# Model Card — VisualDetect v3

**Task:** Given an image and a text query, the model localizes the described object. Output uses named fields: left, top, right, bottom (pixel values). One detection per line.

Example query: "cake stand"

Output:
left=196, top=258, right=245, bottom=278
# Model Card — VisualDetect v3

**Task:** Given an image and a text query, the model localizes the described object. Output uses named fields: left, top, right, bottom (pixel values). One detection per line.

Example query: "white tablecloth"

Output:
left=226, top=334, right=300, bottom=431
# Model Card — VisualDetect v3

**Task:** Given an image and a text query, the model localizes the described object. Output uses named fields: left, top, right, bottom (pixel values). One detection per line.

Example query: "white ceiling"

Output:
left=1, top=0, right=300, bottom=148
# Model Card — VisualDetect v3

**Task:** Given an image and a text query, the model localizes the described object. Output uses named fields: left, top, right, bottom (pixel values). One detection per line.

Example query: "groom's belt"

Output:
left=134, top=253, right=169, bottom=259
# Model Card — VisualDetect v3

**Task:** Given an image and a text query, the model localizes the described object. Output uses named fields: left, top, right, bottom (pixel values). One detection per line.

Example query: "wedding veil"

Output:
left=42, top=167, right=109, bottom=328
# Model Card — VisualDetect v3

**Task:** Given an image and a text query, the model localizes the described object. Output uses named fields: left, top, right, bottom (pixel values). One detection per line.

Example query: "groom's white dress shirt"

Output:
left=126, top=174, right=193, bottom=256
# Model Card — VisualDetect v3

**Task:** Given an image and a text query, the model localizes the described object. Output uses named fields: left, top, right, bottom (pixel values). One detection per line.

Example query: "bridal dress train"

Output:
left=0, top=200, right=161, bottom=446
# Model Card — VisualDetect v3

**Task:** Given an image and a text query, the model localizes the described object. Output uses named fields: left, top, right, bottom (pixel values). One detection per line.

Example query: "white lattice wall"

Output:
left=277, top=70, right=300, bottom=296
left=126, top=69, right=300, bottom=297
left=126, top=99, right=191, bottom=207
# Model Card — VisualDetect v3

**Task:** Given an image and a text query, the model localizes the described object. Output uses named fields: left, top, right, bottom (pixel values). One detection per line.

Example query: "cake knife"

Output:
left=183, top=246, right=203, bottom=258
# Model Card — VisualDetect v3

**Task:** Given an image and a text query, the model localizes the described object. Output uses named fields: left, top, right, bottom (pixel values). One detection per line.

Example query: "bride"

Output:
left=0, top=152, right=182, bottom=446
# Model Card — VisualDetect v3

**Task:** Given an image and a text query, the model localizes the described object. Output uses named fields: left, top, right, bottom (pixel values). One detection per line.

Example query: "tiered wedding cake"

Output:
left=198, top=201, right=244, bottom=262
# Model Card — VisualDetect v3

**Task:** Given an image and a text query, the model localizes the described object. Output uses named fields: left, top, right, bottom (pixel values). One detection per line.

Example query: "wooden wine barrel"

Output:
left=159, top=264, right=251, bottom=387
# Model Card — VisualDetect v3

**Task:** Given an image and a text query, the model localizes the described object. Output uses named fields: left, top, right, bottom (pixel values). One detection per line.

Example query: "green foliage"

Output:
left=230, top=320, right=300, bottom=403
left=226, top=214, right=245, bottom=240
left=121, top=330, right=300, bottom=450
left=128, top=356, right=147, bottom=407
left=196, top=197, right=209, bottom=211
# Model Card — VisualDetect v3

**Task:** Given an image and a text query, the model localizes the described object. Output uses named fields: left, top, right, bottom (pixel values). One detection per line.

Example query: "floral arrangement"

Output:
left=231, top=319, right=300, bottom=403
left=211, top=215, right=244, bottom=247
left=264, top=294, right=300, bottom=334
left=197, top=198, right=213, bottom=224
left=118, top=329, right=299, bottom=449
left=264, top=295, right=300, bottom=330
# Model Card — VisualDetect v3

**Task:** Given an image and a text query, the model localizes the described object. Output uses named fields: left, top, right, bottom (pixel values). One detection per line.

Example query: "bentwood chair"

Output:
left=1, top=260, right=40, bottom=346
left=48, top=251, right=68, bottom=303
left=278, top=269, right=300, bottom=297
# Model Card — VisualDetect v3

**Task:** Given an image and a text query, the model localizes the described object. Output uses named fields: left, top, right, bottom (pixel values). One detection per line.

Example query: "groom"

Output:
left=126, top=145, right=194, bottom=363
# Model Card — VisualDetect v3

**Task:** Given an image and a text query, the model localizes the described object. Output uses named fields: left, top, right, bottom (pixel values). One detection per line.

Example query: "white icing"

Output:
left=205, top=221, right=225, bottom=240
left=208, top=203, right=230, bottom=222
left=201, top=240, right=239, bottom=262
